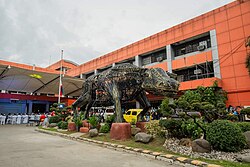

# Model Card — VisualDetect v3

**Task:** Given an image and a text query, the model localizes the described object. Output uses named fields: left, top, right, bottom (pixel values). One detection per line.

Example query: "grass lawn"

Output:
left=38, top=126, right=75, bottom=135
left=83, top=133, right=249, bottom=167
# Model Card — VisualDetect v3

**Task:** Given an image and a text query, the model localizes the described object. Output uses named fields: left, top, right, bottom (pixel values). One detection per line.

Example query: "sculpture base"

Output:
left=110, top=123, right=131, bottom=140
left=68, top=122, right=76, bottom=131
left=136, top=122, right=147, bottom=132
left=80, top=127, right=89, bottom=133
left=82, top=120, right=90, bottom=128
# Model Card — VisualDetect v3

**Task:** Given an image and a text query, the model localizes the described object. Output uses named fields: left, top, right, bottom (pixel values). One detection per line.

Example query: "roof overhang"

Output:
left=0, top=64, right=84, bottom=97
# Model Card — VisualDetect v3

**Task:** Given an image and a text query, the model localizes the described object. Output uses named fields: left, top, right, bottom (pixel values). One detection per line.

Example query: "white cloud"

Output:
left=0, top=0, right=234, bottom=67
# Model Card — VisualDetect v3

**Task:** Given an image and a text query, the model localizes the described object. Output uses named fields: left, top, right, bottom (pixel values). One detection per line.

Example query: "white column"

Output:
left=210, top=30, right=221, bottom=79
left=135, top=55, right=142, bottom=67
left=166, top=45, right=173, bottom=73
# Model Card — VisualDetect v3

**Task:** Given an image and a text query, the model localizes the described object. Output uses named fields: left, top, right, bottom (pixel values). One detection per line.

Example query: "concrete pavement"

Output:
left=0, top=125, right=181, bottom=167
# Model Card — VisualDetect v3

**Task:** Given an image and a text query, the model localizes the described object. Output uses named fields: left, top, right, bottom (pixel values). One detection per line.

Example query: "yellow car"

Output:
left=123, top=109, right=143, bottom=123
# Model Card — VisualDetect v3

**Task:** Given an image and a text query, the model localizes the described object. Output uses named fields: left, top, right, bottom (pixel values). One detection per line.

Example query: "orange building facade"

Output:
left=0, top=0, right=250, bottom=113
left=65, top=0, right=250, bottom=107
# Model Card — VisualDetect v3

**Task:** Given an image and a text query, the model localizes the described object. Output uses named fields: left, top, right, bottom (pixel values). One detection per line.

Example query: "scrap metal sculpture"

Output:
left=72, top=63, right=179, bottom=122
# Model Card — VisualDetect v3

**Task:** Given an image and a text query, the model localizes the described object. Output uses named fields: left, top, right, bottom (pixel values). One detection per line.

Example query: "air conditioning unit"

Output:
left=197, top=41, right=207, bottom=51
left=156, top=56, right=163, bottom=62
left=197, top=45, right=206, bottom=51
left=194, top=69, right=202, bottom=75
left=177, top=75, right=184, bottom=82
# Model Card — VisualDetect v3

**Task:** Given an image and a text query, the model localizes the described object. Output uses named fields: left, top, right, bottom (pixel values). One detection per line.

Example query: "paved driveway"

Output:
left=0, top=125, right=181, bottom=167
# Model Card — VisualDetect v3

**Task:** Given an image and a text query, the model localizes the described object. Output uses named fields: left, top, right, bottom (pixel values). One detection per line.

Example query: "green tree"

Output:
left=158, top=98, right=175, bottom=118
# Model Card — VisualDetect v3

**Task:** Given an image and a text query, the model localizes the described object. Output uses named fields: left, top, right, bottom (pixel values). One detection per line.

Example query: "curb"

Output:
left=35, top=128, right=222, bottom=167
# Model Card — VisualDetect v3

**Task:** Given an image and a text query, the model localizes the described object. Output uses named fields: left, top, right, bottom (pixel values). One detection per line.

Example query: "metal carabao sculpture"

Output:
left=72, top=63, right=179, bottom=122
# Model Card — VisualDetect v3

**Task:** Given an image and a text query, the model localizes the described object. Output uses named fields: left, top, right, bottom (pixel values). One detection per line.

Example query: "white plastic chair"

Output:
left=11, top=115, right=17, bottom=124
left=16, top=115, right=22, bottom=124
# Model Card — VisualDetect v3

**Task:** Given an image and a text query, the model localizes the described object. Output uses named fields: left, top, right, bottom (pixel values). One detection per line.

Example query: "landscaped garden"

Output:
left=44, top=81, right=250, bottom=167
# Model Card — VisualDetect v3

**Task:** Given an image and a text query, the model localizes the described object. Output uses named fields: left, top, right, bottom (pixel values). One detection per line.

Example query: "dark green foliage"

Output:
left=226, top=115, right=238, bottom=121
left=159, top=119, right=203, bottom=139
left=99, top=123, right=110, bottom=133
left=57, top=121, right=68, bottom=129
left=73, top=112, right=85, bottom=131
left=176, top=100, right=189, bottom=110
left=176, top=82, right=227, bottom=112
left=181, top=119, right=203, bottom=140
left=49, top=103, right=71, bottom=121
left=206, top=120, right=246, bottom=152
left=159, top=119, right=184, bottom=139
left=49, top=115, right=61, bottom=123
left=50, top=107, right=57, bottom=112
left=201, top=104, right=215, bottom=111
left=57, top=121, right=62, bottom=128
left=236, top=122, right=250, bottom=132
left=241, top=107, right=250, bottom=115
left=88, top=115, right=99, bottom=128
left=60, top=121, right=68, bottom=129
left=158, top=98, right=175, bottom=117
left=105, top=115, right=115, bottom=127
left=52, top=103, right=58, bottom=107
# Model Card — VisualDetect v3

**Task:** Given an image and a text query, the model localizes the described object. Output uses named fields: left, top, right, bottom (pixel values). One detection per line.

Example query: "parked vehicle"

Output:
left=123, top=109, right=143, bottom=123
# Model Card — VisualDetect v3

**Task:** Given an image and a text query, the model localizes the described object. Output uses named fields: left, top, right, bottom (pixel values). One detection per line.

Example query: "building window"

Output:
left=172, top=33, right=211, bottom=57
left=142, top=49, right=167, bottom=66
left=173, top=61, right=214, bottom=82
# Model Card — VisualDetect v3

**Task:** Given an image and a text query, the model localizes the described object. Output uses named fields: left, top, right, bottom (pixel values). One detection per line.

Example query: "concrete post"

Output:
left=135, top=55, right=142, bottom=67
left=210, top=30, right=221, bottom=79
left=166, top=45, right=173, bottom=73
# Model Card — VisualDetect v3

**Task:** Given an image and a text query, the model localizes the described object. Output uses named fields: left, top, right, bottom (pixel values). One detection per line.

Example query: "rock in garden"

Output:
left=135, top=132, right=153, bottom=143
left=179, top=138, right=192, bottom=147
left=192, top=139, right=211, bottom=153
left=89, top=128, right=98, bottom=137
left=243, top=131, right=250, bottom=148
left=131, top=127, right=141, bottom=136
left=237, top=155, right=250, bottom=163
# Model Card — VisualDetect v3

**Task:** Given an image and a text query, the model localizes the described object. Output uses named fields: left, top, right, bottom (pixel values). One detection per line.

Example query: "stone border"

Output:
left=35, top=128, right=222, bottom=167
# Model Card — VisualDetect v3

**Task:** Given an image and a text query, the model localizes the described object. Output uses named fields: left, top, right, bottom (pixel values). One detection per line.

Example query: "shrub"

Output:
left=181, top=119, right=203, bottom=140
left=206, top=120, right=246, bottom=152
left=236, top=122, right=250, bottom=132
left=49, top=115, right=61, bottom=123
left=226, top=114, right=238, bottom=121
left=57, top=121, right=63, bottom=128
left=60, top=121, right=68, bottom=129
left=57, top=121, right=68, bottom=129
left=73, top=112, right=85, bottom=130
left=145, top=120, right=165, bottom=138
left=159, top=119, right=184, bottom=138
left=88, top=115, right=99, bottom=128
left=241, top=107, right=250, bottom=115
left=158, top=98, right=174, bottom=117
left=99, top=124, right=110, bottom=133
left=105, top=115, right=115, bottom=127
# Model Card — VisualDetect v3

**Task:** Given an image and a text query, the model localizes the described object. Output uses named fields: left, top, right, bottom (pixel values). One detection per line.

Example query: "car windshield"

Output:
left=132, top=111, right=137, bottom=115
left=126, top=111, right=131, bottom=115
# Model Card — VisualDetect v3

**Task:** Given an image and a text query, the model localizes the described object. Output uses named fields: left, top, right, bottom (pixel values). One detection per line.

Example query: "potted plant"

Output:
left=88, top=115, right=100, bottom=130
left=73, top=112, right=84, bottom=131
